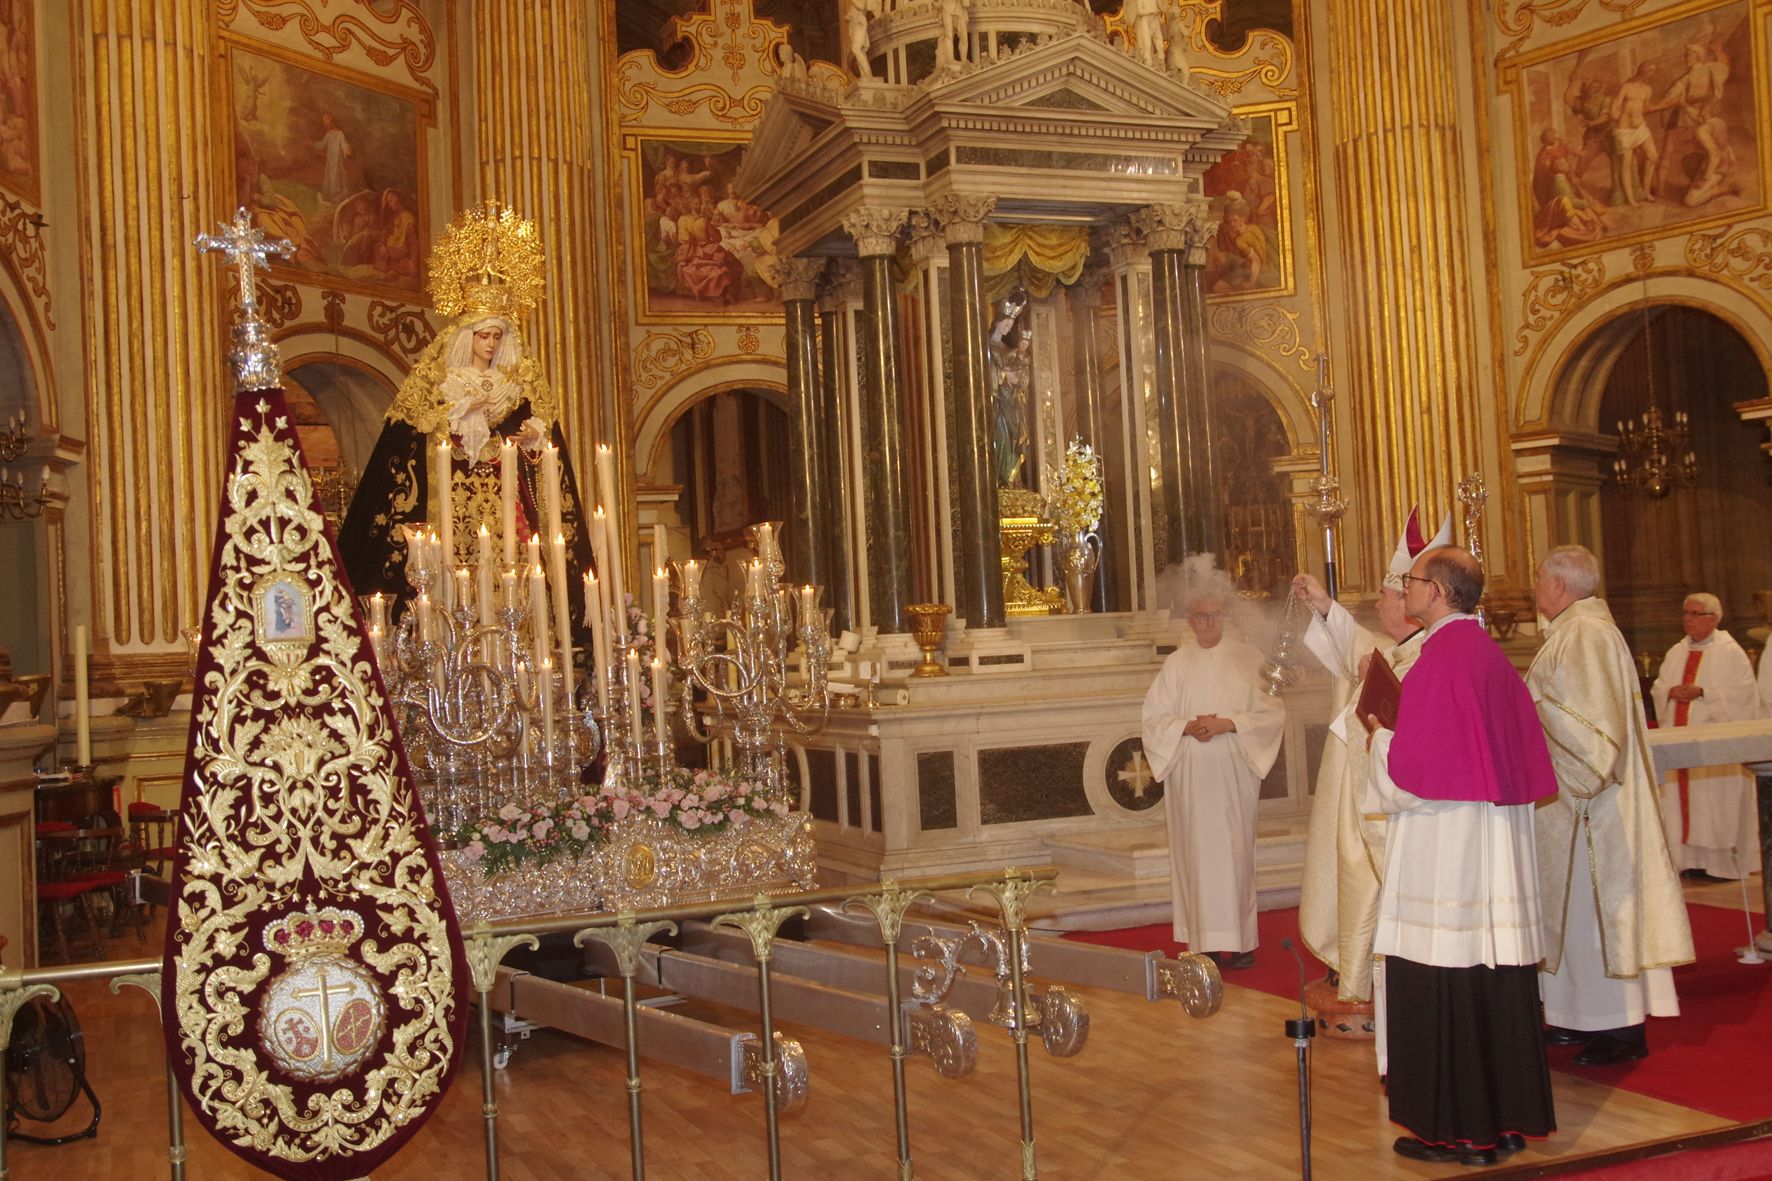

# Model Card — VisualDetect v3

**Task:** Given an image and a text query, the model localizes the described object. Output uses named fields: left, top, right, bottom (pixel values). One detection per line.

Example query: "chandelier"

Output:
left=1611, top=301, right=1699, bottom=498
left=0, top=410, right=47, bottom=520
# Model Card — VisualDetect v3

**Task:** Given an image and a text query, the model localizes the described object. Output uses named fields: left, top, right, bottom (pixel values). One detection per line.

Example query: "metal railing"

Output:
left=1, top=866, right=1066, bottom=1181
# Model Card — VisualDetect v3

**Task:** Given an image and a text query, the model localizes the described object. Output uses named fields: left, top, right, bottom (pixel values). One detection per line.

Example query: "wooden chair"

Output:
left=35, top=823, right=107, bottom=963
left=127, top=802, right=178, bottom=879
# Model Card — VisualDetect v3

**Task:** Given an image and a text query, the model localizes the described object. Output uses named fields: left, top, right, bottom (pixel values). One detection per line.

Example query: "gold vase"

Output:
left=905, top=603, right=952, bottom=677
left=998, top=487, right=1063, bottom=617
left=1055, top=530, right=1101, bottom=614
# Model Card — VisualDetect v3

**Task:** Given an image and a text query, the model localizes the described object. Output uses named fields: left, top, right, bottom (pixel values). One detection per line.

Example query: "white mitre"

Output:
left=1383, top=506, right=1454, bottom=589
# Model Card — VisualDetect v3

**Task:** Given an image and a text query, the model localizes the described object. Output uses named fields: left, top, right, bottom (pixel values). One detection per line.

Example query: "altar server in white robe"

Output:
left=1295, top=508, right=1445, bottom=1006
left=1142, top=557, right=1286, bottom=968
left=1651, top=592, right=1762, bottom=880
left=1527, top=546, right=1692, bottom=1068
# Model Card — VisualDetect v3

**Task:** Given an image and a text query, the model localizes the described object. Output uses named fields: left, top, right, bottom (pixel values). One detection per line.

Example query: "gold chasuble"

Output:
left=162, top=211, right=467, bottom=1179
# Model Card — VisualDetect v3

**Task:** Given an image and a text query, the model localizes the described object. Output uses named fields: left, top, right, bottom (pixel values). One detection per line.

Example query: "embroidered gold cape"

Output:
left=1525, top=596, right=1694, bottom=977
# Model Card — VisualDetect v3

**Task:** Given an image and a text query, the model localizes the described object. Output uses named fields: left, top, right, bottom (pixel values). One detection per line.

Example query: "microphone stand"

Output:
left=1281, top=937, right=1315, bottom=1180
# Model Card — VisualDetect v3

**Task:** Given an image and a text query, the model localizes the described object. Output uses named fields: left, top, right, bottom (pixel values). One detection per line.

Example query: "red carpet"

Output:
left=1065, top=901, right=1772, bottom=1123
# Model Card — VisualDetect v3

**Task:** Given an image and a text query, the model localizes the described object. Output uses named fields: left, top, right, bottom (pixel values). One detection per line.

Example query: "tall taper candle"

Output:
left=476, top=526, right=495, bottom=625
left=434, top=439, right=454, bottom=591
left=652, top=566, right=669, bottom=663
left=530, top=564, right=550, bottom=675
left=542, top=444, right=563, bottom=544
left=585, top=570, right=610, bottom=712
left=540, top=657, right=556, bottom=761
left=73, top=624, right=91, bottom=765
left=550, top=533, right=574, bottom=703
left=626, top=648, right=644, bottom=752
left=500, top=439, right=519, bottom=567
left=651, top=657, right=668, bottom=750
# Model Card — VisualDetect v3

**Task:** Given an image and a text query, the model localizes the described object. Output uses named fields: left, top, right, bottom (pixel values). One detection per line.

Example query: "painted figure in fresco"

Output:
left=314, top=111, right=354, bottom=205
left=1652, top=36, right=1737, bottom=207
left=1608, top=62, right=1661, bottom=206
left=1531, top=130, right=1608, bottom=248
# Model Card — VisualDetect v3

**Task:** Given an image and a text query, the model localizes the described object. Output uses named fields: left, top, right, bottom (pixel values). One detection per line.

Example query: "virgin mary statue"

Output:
left=338, top=203, right=594, bottom=631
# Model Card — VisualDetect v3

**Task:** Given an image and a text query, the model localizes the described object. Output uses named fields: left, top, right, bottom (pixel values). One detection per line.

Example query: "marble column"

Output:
left=1327, top=0, right=1488, bottom=583
left=73, top=3, right=225, bottom=668
left=1070, top=270, right=1112, bottom=613
left=1137, top=202, right=1221, bottom=565
left=840, top=208, right=912, bottom=634
left=779, top=257, right=829, bottom=599
left=930, top=194, right=1004, bottom=630
left=820, top=264, right=862, bottom=635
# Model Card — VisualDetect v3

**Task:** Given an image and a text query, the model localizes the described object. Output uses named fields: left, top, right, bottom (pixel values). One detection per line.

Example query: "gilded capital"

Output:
left=929, top=193, right=997, bottom=246
left=778, top=256, right=827, bottom=303
left=841, top=206, right=909, bottom=257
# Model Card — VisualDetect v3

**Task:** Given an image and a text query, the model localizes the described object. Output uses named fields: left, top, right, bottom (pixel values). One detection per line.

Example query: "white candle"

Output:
left=550, top=534, right=574, bottom=703
left=585, top=570, right=610, bottom=712
left=526, top=533, right=542, bottom=573
left=800, top=584, right=816, bottom=625
left=597, top=507, right=626, bottom=638
left=652, top=566, right=669, bottom=663
left=681, top=559, right=703, bottom=601
left=369, top=592, right=388, bottom=632
left=595, top=444, right=619, bottom=527
left=434, top=438, right=455, bottom=585
left=651, top=657, right=668, bottom=750
left=476, top=527, right=495, bottom=625
left=368, top=622, right=386, bottom=670
left=530, top=564, right=550, bottom=671
left=626, top=648, right=644, bottom=751
left=500, top=439, right=519, bottom=567
left=652, top=523, right=666, bottom=570
left=454, top=567, right=473, bottom=616
left=747, top=559, right=765, bottom=601
left=73, top=624, right=91, bottom=765
left=501, top=570, right=518, bottom=618
left=416, top=591, right=434, bottom=644
left=540, top=657, right=556, bottom=760
left=541, top=444, right=563, bottom=544
left=755, top=522, right=773, bottom=568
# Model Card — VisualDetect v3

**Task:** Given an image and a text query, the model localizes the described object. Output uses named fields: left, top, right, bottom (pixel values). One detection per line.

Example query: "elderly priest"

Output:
left=1364, top=546, right=1559, bottom=1167
left=1526, top=545, right=1692, bottom=1067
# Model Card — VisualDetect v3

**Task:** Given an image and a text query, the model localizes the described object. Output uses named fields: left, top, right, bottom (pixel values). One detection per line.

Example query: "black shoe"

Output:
left=1458, top=1148, right=1500, bottom=1167
left=1543, top=1025, right=1589, bottom=1046
left=1498, top=1133, right=1526, bottom=1156
left=1393, top=1137, right=1458, bottom=1163
left=1574, top=1034, right=1648, bottom=1067
left=1223, top=951, right=1256, bottom=970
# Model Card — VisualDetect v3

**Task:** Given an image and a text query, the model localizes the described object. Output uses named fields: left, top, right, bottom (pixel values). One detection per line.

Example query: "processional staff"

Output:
left=1303, top=352, right=1348, bottom=598
left=194, top=207, right=294, bottom=391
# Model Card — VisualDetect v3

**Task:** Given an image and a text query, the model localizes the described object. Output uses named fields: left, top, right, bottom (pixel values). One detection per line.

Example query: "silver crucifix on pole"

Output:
left=195, top=207, right=294, bottom=393
left=1303, top=352, right=1348, bottom=598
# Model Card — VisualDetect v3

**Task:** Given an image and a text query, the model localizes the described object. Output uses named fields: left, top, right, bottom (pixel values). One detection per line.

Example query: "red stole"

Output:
left=1673, top=647, right=1704, bottom=841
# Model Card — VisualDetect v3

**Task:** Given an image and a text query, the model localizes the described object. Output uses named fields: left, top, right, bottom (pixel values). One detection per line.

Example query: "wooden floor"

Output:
left=7, top=883, right=1762, bottom=1180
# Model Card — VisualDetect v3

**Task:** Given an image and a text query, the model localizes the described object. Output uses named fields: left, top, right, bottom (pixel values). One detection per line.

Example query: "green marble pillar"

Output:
left=779, top=257, right=828, bottom=598
left=818, top=300, right=853, bottom=635
left=933, top=194, right=1004, bottom=630
left=841, top=208, right=912, bottom=634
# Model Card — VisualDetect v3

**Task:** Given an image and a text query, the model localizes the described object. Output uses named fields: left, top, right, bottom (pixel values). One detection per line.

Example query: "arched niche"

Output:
left=633, top=360, right=790, bottom=483
left=283, top=355, right=398, bottom=480
left=0, top=298, right=46, bottom=676
left=1513, top=283, right=1772, bottom=590
left=1211, top=362, right=1301, bottom=599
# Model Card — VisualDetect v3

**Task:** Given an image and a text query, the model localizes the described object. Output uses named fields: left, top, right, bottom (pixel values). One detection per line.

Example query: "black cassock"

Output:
left=336, top=399, right=596, bottom=646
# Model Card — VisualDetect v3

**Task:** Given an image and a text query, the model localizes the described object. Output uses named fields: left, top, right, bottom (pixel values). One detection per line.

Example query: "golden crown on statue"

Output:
left=427, top=200, right=547, bottom=322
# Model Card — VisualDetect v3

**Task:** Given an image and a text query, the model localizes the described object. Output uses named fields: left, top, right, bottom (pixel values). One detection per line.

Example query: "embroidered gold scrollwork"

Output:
left=633, top=329, right=716, bottom=391
left=172, top=398, right=459, bottom=1165
left=1685, top=227, right=1772, bottom=291
left=1514, top=258, right=1604, bottom=356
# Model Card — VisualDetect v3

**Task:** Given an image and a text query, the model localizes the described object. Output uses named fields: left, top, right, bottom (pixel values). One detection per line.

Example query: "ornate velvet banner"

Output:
left=161, top=388, right=468, bottom=1180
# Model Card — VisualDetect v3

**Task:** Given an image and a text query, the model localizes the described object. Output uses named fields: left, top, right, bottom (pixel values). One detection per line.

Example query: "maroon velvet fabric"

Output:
left=160, top=387, right=469, bottom=1181
left=1388, top=618, right=1559, bottom=806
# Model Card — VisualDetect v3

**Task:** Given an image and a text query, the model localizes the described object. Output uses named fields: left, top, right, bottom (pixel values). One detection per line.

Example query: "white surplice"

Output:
left=1651, top=630, right=1762, bottom=879
left=1142, top=638, right=1286, bottom=953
